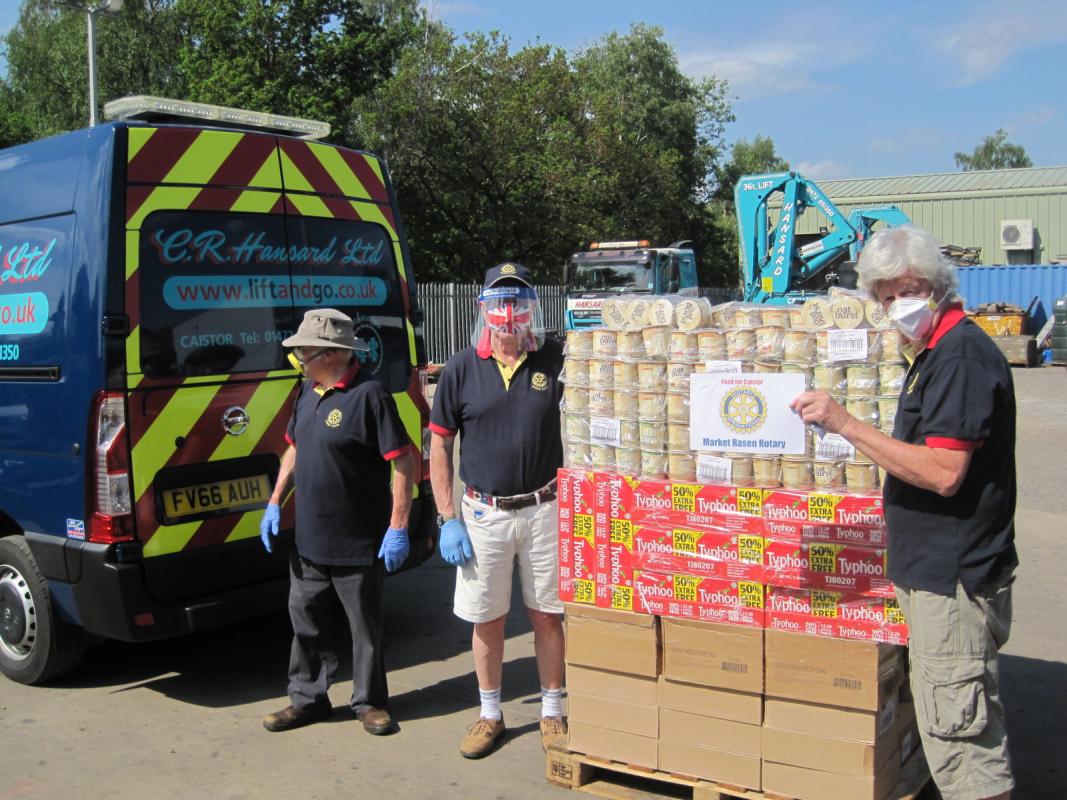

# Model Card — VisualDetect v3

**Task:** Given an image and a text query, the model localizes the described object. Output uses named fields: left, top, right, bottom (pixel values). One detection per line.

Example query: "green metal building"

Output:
left=795, top=166, right=1067, bottom=265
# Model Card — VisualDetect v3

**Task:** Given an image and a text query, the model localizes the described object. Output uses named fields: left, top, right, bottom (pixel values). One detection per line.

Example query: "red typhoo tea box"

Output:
left=763, top=540, right=894, bottom=597
left=764, top=586, right=908, bottom=644
left=633, top=570, right=764, bottom=627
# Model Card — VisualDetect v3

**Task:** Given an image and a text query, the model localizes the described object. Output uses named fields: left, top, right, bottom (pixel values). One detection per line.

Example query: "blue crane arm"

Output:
left=737, top=171, right=859, bottom=302
left=846, top=207, right=912, bottom=259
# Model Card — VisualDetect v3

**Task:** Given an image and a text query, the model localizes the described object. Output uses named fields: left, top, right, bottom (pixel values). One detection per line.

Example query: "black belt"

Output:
left=465, top=480, right=557, bottom=511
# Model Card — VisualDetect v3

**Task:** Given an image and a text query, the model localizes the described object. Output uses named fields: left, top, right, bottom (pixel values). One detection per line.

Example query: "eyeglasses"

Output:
left=294, top=347, right=330, bottom=366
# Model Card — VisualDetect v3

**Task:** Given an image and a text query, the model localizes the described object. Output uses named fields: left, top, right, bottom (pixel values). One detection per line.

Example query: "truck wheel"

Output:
left=0, top=536, right=84, bottom=685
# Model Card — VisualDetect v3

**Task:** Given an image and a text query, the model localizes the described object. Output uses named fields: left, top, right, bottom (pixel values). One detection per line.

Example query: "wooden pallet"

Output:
left=546, top=745, right=931, bottom=800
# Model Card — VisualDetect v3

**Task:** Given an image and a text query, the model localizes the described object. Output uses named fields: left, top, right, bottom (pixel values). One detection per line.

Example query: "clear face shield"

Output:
left=470, top=285, right=545, bottom=352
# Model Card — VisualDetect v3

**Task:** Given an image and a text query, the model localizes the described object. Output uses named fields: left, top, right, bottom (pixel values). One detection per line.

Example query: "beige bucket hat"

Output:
left=282, top=308, right=369, bottom=351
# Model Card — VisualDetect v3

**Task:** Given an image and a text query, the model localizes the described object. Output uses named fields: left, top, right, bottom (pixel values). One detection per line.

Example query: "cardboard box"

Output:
left=764, top=586, right=909, bottom=645
left=627, top=522, right=765, bottom=582
left=557, top=469, right=599, bottom=605
left=567, top=664, right=658, bottom=706
left=762, top=726, right=895, bottom=777
left=633, top=570, right=764, bottom=628
left=564, top=603, right=659, bottom=677
left=660, top=708, right=761, bottom=756
left=658, top=740, right=761, bottom=789
left=762, top=515, right=890, bottom=547
left=762, top=754, right=901, bottom=800
left=567, top=722, right=658, bottom=769
left=661, top=617, right=764, bottom=693
left=763, top=539, right=894, bottom=597
left=765, top=629, right=904, bottom=710
left=568, top=692, right=658, bottom=738
left=657, top=677, right=762, bottom=725
left=762, top=488, right=884, bottom=527
left=763, top=691, right=898, bottom=743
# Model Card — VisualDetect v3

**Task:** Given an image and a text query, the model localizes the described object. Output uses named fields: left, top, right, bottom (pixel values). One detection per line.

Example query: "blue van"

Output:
left=0, top=97, right=436, bottom=684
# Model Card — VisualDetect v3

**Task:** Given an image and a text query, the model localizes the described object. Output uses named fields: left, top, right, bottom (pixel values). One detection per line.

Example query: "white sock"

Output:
left=479, top=687, right=502, bottom=721
left=541, top=687, right=563, bottom=719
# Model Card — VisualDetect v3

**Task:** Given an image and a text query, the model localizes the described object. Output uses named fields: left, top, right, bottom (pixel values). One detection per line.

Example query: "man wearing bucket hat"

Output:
left=429, top=263, right=567, bottom=759
left=259, top=308, right=416, bottom=737
left=791, top=226, right=1017, bottom=800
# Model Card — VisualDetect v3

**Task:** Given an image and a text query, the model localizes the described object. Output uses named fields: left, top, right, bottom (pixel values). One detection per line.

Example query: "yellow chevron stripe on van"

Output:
left=210, top=373, right=296, bottom=462
left=349, top=198, right=396, bottom=241
left=142, top=520, right=203, bottom=557
left=393, top=391, right=423, bottom=499
left=131, top=382, right=222, bottom=503
left=307, top=143, right=374, bottom=201
left=125, top=230, right=140, bottom=280
left=126, top=325, right=143, bottom=390
left=127, top=186, right=203, bottom=230
left=277, top=150, right=315, bottom=194
left=223, top=509, right=262, bottom=544
left=286, top=191, right=333, bottom=218
left=229, top=189, right=282, bottom=213
left=162, top=130, right=241, bottom=186
left=127, top=127, right=155, bottom=162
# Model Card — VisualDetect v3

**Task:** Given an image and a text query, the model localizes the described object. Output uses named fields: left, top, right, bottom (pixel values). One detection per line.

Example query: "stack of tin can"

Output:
left=559, top=290, right=905, bottom=493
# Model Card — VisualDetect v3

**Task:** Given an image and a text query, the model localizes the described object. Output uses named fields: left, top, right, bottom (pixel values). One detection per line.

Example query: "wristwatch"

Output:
left=436, top=513, right=455, bottom=526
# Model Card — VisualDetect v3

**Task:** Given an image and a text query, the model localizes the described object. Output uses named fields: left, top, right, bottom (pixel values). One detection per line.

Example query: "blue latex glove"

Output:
left=260, top=503, right=280, bottom=553
left=439, top=518, right=473, bottom=566
left=378, top=527, right=409, bottom=573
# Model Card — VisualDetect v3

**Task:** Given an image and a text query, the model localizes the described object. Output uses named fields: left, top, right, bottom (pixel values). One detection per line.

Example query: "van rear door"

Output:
left=123, top=125, right=300, bottom=603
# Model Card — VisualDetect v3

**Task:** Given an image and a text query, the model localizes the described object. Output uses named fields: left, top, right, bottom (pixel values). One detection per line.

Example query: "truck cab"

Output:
left=562, top=240, right=699, bottom=329
left=0, top=96, right=436, bottom=684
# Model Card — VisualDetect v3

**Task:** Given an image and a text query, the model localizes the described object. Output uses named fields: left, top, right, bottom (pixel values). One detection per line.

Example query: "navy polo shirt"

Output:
left=430, top=337, right=564, bottom=497
left=286, top=362, right=411, bottom=566
left=884, top=306, right=1018, bottom=596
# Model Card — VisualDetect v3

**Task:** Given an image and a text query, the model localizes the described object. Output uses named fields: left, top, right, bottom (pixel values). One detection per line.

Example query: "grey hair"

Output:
left=856, top=224, right=958, bottom=300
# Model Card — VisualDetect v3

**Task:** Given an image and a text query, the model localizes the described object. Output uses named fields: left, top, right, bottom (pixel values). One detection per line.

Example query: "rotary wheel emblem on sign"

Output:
left=222, top=406, right=249, bottom=436
left=719, top=387, right=767, bottom=434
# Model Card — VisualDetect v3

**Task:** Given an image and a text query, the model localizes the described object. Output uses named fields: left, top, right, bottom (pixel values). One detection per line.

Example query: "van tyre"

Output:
left=0, top=536, right=84, bottom=684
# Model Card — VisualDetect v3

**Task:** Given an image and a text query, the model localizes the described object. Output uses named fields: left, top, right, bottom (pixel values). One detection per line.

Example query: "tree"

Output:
left=174, top=0, right=420, bottom=144
left=707, top=136, right=789, bottom=287
left=954, top=129, right=1033, bottom=171
left=0, top=0, right=184, bottom=144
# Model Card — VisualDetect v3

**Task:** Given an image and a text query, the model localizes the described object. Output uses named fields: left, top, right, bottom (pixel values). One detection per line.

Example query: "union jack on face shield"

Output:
left=479, top=286, right=536, bottom=334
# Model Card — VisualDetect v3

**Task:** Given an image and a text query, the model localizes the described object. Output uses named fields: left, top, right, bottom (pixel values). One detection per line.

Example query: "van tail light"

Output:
left=88, top=392, right=135, bottom=544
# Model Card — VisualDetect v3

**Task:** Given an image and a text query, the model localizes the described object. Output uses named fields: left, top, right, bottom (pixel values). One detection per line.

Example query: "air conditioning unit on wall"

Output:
left=1000, top=219, right=1034, bottom=251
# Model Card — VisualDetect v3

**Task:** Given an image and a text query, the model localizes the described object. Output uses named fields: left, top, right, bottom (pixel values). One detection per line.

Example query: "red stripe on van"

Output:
left=127, top=385, right=179, bottom=449
left=337, top=150, right=391, bottom=204
left=187, top=186, right=244, bottom=212
left=128, top=128, right=201, bottom=184
left=126, top=186, right=155, bottom=226
left=206, top=134, right=277, bottom=187
left=278, top=139, right=346, bottom=198
left=156, top=381, right=261, bottom=472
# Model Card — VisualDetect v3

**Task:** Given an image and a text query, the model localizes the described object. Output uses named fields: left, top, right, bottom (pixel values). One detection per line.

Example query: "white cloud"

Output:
left=936, top=0, right=1067, bottom=84
left=680, top=32, right=869, bottom=99
left=868, top=127, right=948, bottom=155
left=1006, top=106, right=1057, bottom=131
left=794, top=160, right=850, bottom=181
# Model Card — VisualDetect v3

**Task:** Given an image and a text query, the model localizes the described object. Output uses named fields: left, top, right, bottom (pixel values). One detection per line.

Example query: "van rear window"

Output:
left=137, top=210, right=409, bottom=391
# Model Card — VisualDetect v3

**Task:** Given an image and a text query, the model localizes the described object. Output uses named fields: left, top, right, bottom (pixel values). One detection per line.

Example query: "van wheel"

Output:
left=0, top=536, right=84, bottom=685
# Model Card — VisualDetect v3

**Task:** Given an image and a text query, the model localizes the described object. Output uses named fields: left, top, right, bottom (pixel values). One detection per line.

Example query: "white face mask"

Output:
left=887, top=295, right=940, bottom=341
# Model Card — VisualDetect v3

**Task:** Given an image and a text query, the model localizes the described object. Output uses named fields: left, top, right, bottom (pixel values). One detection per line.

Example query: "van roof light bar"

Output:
left=103, top=95, right=331, bottom=140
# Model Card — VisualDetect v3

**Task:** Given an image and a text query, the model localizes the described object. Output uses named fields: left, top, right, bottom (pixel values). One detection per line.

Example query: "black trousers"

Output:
left=286, top=552, right=387, bottom=715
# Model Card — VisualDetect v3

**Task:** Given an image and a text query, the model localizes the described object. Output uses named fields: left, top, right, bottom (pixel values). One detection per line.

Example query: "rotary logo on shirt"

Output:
left=325, top=409, right=343, bottom=428
left=531, top=371, right=548, bottom=391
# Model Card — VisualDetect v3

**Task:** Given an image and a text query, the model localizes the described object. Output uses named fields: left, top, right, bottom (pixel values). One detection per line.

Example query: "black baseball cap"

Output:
left=483, top=262, right=533, bottom=289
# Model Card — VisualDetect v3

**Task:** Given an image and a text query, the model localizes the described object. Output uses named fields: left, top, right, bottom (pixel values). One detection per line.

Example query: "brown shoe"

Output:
left=262, top=704, right=331, bottom=732
left=539, top=715, right=568, bottom=751
left=459, top=715, right=506, bottom=759
left=357, top=707, right=396, bottom=736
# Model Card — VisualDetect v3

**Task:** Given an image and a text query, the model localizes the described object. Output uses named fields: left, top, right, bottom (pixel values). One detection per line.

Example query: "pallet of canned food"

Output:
left=554, top=292, right=928, bottom=800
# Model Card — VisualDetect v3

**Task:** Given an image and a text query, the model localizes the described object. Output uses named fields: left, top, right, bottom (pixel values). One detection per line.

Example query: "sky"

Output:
left=1, top=0, right=1062, bottom=180
left=422, top=0, right=1066, bottom=180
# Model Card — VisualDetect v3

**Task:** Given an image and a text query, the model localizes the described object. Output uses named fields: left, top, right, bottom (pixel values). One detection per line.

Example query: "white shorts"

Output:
left=453, top=492, right=563, bottom=623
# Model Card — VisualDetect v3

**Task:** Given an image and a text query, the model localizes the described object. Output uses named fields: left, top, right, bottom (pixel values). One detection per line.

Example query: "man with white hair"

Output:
left=792, top=225, right=1017, bottom=800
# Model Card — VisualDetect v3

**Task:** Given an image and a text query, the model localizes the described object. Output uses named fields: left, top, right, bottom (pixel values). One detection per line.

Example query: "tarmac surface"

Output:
left=1, top=366, right=1065, bottom=799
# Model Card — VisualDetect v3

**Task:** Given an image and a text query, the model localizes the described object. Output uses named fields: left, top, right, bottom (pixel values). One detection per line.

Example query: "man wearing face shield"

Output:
left=792, top=226, right=1017, bottom=800
left=429, top=263, right=566, bottom=759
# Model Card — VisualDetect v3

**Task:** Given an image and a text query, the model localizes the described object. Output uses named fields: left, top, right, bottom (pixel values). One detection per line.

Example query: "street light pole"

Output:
left=61, top=0, right=125, bottom=127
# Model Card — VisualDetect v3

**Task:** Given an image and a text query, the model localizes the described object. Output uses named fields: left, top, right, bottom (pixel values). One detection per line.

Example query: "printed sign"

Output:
left=690, top=372, right=807, bottom=454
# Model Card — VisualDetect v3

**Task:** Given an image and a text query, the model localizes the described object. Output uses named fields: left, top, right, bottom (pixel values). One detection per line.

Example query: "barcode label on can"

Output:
left=826, top=329, right=868, bottom=362
left=704, top=360, right=743, bottom=374
left=815, top=433, right=856, bottom=461
left=589, top=416, right=622, bottom=446
left=696, top=454, right=731, bottom=483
